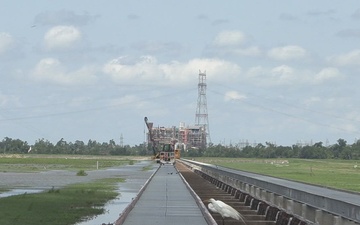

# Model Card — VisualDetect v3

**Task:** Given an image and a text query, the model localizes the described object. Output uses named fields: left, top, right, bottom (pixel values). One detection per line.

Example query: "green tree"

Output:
left=33, top=138, right=54, bottom=154
left=331, top=138, right=347, bottom=158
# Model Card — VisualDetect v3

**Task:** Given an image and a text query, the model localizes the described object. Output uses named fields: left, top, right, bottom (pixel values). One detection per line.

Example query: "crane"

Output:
left=144, top=117, right=180, bottom=164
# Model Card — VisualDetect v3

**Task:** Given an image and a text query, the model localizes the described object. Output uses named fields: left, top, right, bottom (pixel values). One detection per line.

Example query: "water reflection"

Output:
left=0, top=188, right=44, bottom=198
left=74, top=189, right=136, bottom=225
left=74, top=161, right=156, bottom=225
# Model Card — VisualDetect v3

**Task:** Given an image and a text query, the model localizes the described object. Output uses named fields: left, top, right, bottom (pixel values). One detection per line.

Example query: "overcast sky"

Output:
left=1, top=1, right=360, bottom=147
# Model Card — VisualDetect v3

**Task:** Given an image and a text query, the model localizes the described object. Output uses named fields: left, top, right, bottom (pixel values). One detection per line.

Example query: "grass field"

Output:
left=192, top=158, right=360, bottom=193
left=0, top=154, right=146, bottom=172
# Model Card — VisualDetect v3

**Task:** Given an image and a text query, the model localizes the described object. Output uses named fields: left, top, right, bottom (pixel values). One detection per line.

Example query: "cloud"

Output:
left=44, top=26, right=82, bottom=51
left=246, top=65, right=297, bottom=86
left=31, top=58, right=97, bottom=85
left=34, top=10, right=99, bottom=26
left=0, top=32, right=14, bottom=54
left=327, top=49, right=360, bottom=66
left=207, top=30, right=260, bottom=57
left=103, top=56, right=242, bottom=86
left=243, top=65, right=295, bottom=86
left=313, top=67, right=342, bottom=84
left=224, top=91, right=247, bottom=101
left=270, top=65, right=296, bottom=84
left=246, top=65, right=341, bottom=87
left=213, top=30, right=246, bottom=46
left=268, top=45, right=307, bottom=60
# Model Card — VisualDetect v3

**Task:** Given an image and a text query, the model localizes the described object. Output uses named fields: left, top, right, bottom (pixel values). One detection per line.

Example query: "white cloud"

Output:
left=268, top=45, right=307, bottom=60
left=103, top=56, right=242, bottom=86
left=103, top=56, right=163, bottom=82
left=207, top=30, right=261, bottom=57
left=224, top=91, right=247, bottom=101
left=247, top=65, right=296, bottom=86
left=0, top=32, right=14, bottom=54
left=246, top=64, right=343, bottom=87
left=327, top=49, right=360, bottom=66
left=271, top=65, right=296, bottom=83
left=44, top=26, right=82, bottom=51
left=31, top=58, right=97, bottom=85
left=213, top=30, right=246, bottom=46
left=313, top=67, right=342, bottom=84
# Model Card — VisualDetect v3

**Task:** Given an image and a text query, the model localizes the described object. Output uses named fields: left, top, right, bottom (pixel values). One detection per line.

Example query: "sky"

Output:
left=1, top=1, right=360, bottom=147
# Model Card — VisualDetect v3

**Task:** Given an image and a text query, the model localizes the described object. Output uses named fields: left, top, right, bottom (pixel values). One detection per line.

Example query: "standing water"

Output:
left=74, top=161, right=157, bottom=225
left=0, top=160, right=157, bottom=225
left=74, top=187, right=137, bottom=225
left=0, top=188, right=44, bottom=198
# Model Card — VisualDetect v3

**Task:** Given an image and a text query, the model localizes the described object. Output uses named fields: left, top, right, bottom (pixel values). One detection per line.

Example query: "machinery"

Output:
left=144, top=117, right=180, bottom=164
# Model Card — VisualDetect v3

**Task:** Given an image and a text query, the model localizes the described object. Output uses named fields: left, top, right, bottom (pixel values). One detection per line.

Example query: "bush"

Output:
left=76, top=170, right=87, bottom=176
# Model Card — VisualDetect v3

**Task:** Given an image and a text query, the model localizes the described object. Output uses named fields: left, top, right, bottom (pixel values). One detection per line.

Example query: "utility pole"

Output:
left=120, top=133, right=124, bottom=147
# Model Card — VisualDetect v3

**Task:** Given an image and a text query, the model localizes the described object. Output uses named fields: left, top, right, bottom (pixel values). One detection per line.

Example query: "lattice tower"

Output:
left=195, top=70, right=211, bottom=144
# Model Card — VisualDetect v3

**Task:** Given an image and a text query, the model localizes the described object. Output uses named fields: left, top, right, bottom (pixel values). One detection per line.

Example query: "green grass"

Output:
left=0, top=177, right=125, bottom=225
left=0, top=154, right=135, bottom=172
left=192, top=158, right=360, bottom=193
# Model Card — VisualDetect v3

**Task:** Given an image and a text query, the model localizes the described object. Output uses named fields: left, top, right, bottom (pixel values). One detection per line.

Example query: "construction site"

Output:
left=145, top=70, right=210, bottom=152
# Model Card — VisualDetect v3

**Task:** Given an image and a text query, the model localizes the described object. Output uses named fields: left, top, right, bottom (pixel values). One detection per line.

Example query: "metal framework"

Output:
left=195, top=70, right=211, bottom=146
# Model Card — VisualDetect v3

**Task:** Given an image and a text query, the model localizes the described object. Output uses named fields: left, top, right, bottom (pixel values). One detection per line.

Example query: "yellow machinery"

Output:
left=144, top=117, right=180, bottom=164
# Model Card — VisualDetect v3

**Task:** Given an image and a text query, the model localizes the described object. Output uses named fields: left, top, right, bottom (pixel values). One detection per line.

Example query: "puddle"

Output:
left=0, top=188, right=44, bottom=198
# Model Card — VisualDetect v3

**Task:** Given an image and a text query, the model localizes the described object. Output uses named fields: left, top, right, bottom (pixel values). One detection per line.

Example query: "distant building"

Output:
left=145, top=71, right=208, bottom=151
left=146, top=122, right=207, bottom=151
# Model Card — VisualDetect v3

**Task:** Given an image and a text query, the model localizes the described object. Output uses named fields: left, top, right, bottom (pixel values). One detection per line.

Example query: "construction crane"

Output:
left=144, top=117, right=180, bottom=164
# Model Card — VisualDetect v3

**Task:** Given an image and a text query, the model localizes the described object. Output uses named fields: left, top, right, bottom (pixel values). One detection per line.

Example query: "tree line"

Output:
left=1, top=137, right=360, bottom=160
left=0, top=137, right=147, bottom=156
left=197, top=139, right=360, bottom=159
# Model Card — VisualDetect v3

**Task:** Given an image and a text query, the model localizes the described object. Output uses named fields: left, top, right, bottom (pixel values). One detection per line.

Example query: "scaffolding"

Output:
left=145, top=71, right=210, bottom=151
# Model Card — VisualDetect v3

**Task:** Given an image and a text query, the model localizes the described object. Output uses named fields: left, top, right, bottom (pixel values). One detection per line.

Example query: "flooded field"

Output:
left=0, top=188, right=44, bottom=198
left=75, top=187, right=136, bottom=225
left=0, top=160, right=157, bottom=225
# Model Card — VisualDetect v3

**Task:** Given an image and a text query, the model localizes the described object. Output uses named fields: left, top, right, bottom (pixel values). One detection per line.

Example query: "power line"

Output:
left=0, top=87, right=197, bottom=122
left=208, top=88, right=360, bottom=136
